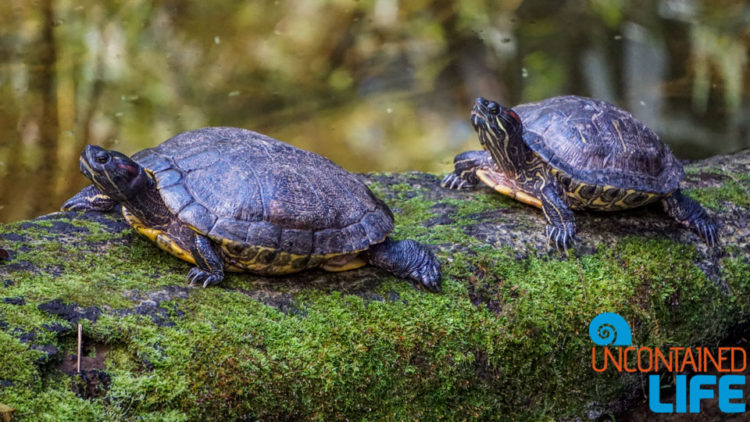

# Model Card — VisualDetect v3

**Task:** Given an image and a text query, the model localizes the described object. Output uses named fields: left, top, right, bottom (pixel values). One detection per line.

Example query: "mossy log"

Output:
left=0, top=151, right=748, bottom=421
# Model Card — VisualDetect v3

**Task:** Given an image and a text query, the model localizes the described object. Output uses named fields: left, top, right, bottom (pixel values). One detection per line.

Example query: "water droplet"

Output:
left=214, top=36, right=220, bottom=44
left=521, top=68, right=528, bottom=78
left=228, top=91, right=240, bottom=97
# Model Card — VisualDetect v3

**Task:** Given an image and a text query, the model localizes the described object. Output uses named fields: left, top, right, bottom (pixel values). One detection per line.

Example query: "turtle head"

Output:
left=471, top=97, right=527, bottom=178
left=79, top=145, right=151, bottom=202
left=471, top=97, right=523, bottom=147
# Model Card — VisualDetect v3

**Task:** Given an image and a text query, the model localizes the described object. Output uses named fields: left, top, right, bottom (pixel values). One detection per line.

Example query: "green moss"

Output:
left=721, top=251, right=750, bottom=314
left=424, top=237, right=737, bottom=417
left=0, top=216, right=187, bottom=310
left=684, top=172, right=750, bottom=210
left=0, top=331, right=42, bottom=393
left=10, top=388, right=105, bottom=422
left=371, top=178, right=516, bottom=246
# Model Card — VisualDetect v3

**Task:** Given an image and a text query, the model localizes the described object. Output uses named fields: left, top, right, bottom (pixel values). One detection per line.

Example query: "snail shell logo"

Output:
left=589, top=312, right=632, bottom=346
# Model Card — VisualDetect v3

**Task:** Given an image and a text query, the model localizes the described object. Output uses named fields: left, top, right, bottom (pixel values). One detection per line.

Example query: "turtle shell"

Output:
left=515, top=96, right=683, bottom=195
left=132, top=127, right=394, bottom=259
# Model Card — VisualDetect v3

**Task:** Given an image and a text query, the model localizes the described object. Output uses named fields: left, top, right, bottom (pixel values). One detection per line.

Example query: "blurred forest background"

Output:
left=0, top=0, right=748, bottom=222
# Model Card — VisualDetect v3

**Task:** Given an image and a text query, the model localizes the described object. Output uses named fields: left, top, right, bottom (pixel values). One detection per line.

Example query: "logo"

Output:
left=589, top=312, right=747, bottom=414
left=589, top=312, right=631, bottom=346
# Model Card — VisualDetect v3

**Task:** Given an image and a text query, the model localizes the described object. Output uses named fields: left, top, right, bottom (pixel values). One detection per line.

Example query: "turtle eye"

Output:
left=95, top=151, right=110, bottom=164
left=487, top=102, right=500, bottom=115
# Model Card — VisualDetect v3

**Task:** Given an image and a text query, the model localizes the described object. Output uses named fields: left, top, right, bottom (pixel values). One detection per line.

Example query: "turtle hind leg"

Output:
left=364, top=238, right=441, bottom=291
left=441, top=150, right=493, bottom=190
left=662, top=190, right=718, bottom=246
left=61, top=184, right=116, bottom=212
left=188, top=234, right=225, bottom=288
left=540, top=182, right=577, bottom=251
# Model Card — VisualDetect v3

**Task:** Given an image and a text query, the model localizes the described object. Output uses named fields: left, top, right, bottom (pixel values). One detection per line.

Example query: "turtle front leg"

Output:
left=188, top=234, right=225, bottom=288
left=61, top=185, right=117, bottom=212
left=441, top=150, right=493, bottom=190
left=662, top=190, right=718, bottom=246
left=540, top=182, right=576, bottom=251
left=364, top=237, right=441, bottom=291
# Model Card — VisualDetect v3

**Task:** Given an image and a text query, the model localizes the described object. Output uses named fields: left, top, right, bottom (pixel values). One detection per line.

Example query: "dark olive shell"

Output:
left=132, top=127, right=393, bottom=256
left=515, top=96, right=683, bottom=194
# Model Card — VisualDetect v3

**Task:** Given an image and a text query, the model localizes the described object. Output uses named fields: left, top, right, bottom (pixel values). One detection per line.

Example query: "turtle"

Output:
left=441, top=95, right=718, bottom=249
left=62, top=127, right=441, bottom=290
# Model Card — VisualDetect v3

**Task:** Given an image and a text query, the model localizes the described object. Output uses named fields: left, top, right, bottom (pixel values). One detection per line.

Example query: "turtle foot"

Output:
left=366, top=238, right=442, bottom=291
left=662, top=190, right=719, bottom=247
left=545, top=223, right=576, bottom=252
left=441, top=150, right=493, bottom=191
left=400, top=242, right=441, bottom=291
left=188, top=234, right=225, bottom=287
left=691, top=217, right=718, bottom=247
left=441, top=172, right=476, bottom=190
left=540, top=182, right=577, bottom=253
left=61, top=185, right=116, bottom=212
left=187, top=267, right=223, bottom=288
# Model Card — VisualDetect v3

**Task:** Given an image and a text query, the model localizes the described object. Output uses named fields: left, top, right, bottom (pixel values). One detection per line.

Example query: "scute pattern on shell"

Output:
left=515, top=96, right=683, bottom=194
left=132, top=127, right=394, bottom=256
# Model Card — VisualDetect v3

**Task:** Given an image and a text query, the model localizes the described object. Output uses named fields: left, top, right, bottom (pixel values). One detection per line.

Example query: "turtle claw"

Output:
left=441, top=173, right=475, bottom=190
left=441, top=150, right=491, bottom=191
left=397, top=240, right=441, bottom=291
left=186, top=268, right=202, bottom=286
left=187, top=267, right=223, bottom=288
left=410, top=250, right=441, bottom=292
left=546, top=223, right=576, bottom=252
left=61, top=185, right=116, bottom=212
left=694, top=218, right=718, bottom=247
left=365, top=238, right=442, bottom=292
left=663, top=191, right=719, bottom=247
left=202, top=276, right=222, bottom=288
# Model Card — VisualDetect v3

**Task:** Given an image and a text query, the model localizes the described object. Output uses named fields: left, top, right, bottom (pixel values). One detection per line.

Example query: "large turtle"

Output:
left=63, top=127, right=440, bottom=289
left=442, top=96, right=718, bottom=249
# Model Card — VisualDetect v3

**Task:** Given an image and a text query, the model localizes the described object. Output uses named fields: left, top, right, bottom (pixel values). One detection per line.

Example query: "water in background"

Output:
left=0, top=0, right=748, bottom=222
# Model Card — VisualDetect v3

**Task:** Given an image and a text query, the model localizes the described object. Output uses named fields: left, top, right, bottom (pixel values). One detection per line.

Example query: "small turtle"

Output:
left=63, top=127, right=440, bottom=289
left=442, top=96, right=717, bottom=249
